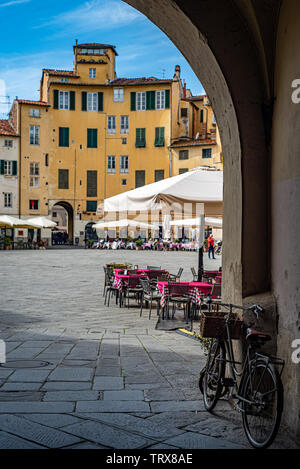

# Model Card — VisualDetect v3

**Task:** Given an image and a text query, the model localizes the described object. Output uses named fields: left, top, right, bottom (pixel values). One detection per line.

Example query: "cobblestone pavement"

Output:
left=0, top=249, right=298, bottom=449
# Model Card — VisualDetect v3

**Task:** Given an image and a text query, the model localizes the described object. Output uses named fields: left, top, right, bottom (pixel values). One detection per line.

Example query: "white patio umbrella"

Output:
left=93, top=219, right=159, bottom=230
left=103, top=167, right=223, bottom=212
left=0, top=215, right=40, bottom=229
left=170, top=217, right=222, bottom=228
left=24, top=216, right=57, bottom=229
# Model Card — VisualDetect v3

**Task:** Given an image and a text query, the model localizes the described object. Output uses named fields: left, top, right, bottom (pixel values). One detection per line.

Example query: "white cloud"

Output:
left=38, top=0, right=142, bottom=35
left=0, top=0, right=30, bottom=8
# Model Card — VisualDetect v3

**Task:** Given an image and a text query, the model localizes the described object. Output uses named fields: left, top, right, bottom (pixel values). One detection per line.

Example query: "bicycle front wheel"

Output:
left=203, top=339, right=225, bottom=411
left=241, top=359, right=284, bottom=449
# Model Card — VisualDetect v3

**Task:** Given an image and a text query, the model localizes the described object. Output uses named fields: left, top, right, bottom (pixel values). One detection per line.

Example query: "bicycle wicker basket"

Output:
left=200, top=311, right=243, bottom=340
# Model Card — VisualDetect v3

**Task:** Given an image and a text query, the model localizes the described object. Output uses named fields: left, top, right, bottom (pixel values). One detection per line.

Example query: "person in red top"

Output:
left=207, top=234, right=216, bottom=259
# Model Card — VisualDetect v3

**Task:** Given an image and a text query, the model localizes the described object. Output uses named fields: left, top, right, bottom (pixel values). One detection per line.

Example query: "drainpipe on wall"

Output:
left=169, top=148, right=172, bottom=178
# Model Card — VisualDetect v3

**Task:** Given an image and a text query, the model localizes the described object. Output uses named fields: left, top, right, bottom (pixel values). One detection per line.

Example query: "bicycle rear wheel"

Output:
left=203, top=339, right=225, bottom=411
left=241, top=359, right=284, bottom=449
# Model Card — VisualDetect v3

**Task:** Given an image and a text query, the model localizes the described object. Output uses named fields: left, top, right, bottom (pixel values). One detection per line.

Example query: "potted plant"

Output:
left=135, top=239, right=144, bottom=250
left=4, top=237, right=12, bottom=250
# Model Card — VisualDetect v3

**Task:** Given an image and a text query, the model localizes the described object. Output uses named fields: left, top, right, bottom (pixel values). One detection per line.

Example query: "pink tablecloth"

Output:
left=113, top=269, right=168, bottom=292
left=156, top=281, right=213, bottom=307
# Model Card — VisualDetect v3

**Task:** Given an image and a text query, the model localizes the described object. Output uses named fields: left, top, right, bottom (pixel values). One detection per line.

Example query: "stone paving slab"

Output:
left=48, top=367, right=94, bottom=382
left=162, top=431, right=245, bottom=449
left=0, top=430, right=45, bottom=449
left=20, top=413, right=82, bottom=428
left=77, top=412, right=185, bottom=440
left=103, top=390, right=144, bottom=401
left=0, top=401, right=75, bottom=413
left=62, top=419, right=152, bottom=449
left=0, top=414, right=81, bottom=448
left=76, top=400, right=150, bottom=413
left=43, top=391, right=100, bottom=401
left=41, top=381, right=92, bottom=391
left=93, top=376, right=124, bottom=390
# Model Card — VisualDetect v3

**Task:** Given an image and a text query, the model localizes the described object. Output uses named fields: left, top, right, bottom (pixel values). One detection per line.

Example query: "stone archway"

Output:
left=124, top=0, right=300, bottom=440
left=53, top=201, right=74, bottom=244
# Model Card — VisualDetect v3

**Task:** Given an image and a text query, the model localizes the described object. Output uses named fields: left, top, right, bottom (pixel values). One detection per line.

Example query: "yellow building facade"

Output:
left=8, top=43, right=222, bottom=244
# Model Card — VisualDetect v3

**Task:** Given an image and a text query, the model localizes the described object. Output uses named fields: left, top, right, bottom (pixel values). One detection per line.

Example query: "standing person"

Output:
left=207, top=234, right=216, bottom=259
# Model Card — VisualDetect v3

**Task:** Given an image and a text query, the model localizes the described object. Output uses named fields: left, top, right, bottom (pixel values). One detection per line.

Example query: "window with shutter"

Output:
left=154, top=127, right=165, bottom=147
left=86, top=200, right=97, bottom=212
left=179, top=150, right=189, bottom=160
left=59, top=127, right=69, bottom=147
left=135, top=170, right=145, bottom=188
left=136, top=128, right=146, bottom=148
left=165, top=89, right=170, bottom=109
left=87, top=129, right=97, bottom=148
left=58, top=169, right=69, bottom=189
left=81, top=91, right=87, bottom=111
left=98, top=92, right=103, bottom=111
left=53, top=90, right=59, bottom=109
left=70, top=91, right=75, bottom=110
left=155, top=169, right=164, bottom=182
left=12, top=161, right=17, bottom=176
left=146, top=91, right=155, bottom=110
left=130, top=92, right=136, bottom=111
left=87, top=170, right=97, bottom=197
left=202, top=148, right=212, bottom=158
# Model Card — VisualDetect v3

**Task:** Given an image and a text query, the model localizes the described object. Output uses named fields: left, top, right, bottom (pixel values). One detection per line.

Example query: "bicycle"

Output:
left=199, top=298, right=285, bottom=449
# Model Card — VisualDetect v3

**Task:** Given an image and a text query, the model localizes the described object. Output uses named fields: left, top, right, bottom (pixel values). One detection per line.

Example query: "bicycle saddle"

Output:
left=246, top=327, right=271, bottom=342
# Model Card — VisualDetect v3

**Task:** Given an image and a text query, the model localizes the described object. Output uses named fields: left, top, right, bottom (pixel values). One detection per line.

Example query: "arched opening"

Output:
left=52, top=201, right=74, bottom=245
left=124, top=0, right=300, bottom=439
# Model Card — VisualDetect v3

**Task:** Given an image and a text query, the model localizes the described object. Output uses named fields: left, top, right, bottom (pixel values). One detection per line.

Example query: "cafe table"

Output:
left=156, top=281, right=214, bottom=308
left=113, top=269, right=169, bottom=292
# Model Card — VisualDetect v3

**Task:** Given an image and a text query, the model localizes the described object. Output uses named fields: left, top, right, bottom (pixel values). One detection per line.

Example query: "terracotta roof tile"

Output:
left=0, top=120, right=17, bottom=136
left=108, top=77, right=172, bottom=86
left=170, top=138, right=216, bottom=148
left=16, top=99, right=50, bottom=107
left=43, top=69, right=79, bottom=77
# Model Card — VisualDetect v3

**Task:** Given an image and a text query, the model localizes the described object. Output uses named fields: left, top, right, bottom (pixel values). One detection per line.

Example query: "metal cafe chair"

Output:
left=165, top=282, right=191, bottom=320
left=121, top=276, right=143, bottom=308
left=140, top=279, right=161, bottom=319
left=169, top=267, right=184, bottom=282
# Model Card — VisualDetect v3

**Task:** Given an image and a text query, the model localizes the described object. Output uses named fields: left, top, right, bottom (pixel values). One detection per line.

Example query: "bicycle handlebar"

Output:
left=201, top=296, right=263, bottom=317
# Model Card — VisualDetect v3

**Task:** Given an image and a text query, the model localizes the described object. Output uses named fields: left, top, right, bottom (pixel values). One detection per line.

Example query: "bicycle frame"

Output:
left=210, top=301, right=285, bottom=408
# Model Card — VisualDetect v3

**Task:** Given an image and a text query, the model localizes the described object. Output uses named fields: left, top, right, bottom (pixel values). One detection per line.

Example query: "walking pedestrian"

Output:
left=207, top=234, right=216, bottom=259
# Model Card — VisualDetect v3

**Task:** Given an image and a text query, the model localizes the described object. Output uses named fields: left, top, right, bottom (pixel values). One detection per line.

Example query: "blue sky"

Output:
left=0, top=0, right=205, bottom=117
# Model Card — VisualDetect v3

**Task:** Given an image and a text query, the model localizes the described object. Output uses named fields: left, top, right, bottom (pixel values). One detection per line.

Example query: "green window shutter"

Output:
left=150, top=91, right=155, bottom=110
left=0, top=160, right=4, bottom=175
left=154, top=127, right=159, bottom=146
left=12, top=160, right=17, bottom=175
left=53, top=90, right=58, bottom=109
left=130, top=92, right=136, bottom=111
left=87, top=129, right=92, bottom=148
left=58, top=169, right=69, bottom=189
left=155, top=169, right=164, bottom=182
left=146, top=91, right=151, bottom=110
left=87, top=170, right=97, bottom=197
left=165, top=89, right=170, bottom=109
left=59, top=127, right=69, bottom=147
left=136, top=128, right=146, bottom=147
left=86, top=200, right=97, bottom=212
left=81, top=91, right=87, bottom=111
left=87, top=129, right=97, bottom=148
left=69, top=91, right=75, bottom=110
left=135, top=170, right=145, bottom=188
left=146, top=91, right=155, bottom=110
left=98, top=92, right=103, bottom=111
left=200, top=109, right=204, bottom=123
left=155, top=127, right=164, bottom=146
